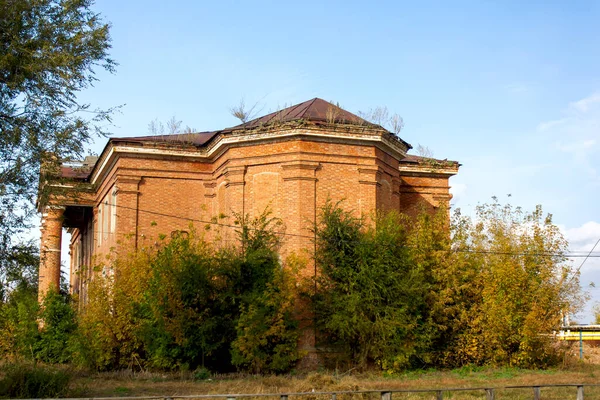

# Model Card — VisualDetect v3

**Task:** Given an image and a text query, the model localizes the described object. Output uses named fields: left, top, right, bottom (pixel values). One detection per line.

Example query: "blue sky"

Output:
left=72, top=0, right=600, bottom=320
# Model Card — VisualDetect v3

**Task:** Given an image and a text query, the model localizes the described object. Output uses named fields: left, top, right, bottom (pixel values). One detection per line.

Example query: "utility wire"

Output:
left=575, top=237, right=600, bottom=273
left=69, top=201, right=600, bottom=258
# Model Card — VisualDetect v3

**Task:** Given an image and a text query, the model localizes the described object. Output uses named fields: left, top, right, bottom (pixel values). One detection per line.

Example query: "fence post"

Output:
left=577, top=385, right=584, bottom=400
left=485, top=388, right=495, bottom=400
left=332, top=393, right=337, bottom=400
left=435, top=390, right=443, bottom=400
left=381, top=391, right=391, bottom=400
left=533, top=387, right=540, bottom=400
left=281, top=395, right=289, bottom=400
left=227, top=397, right=236, bottom=400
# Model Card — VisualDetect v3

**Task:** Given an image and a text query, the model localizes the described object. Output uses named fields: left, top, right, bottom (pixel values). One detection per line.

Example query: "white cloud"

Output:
left=570, top=92, right=600, bottom=113
left=563, top=221, right=600, bottom=253
left=537, top=118, right=568, bottom=132
left=556, top=139, right=596, bottom=157
left=561, top=221, right=600, bottom=323
left=536, top=92, right=600, bottom=181
left=450, top=182, right=467, bottom=205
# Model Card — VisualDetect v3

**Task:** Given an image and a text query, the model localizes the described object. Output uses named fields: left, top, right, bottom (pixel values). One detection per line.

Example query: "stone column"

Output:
left=38, top=206, right=64, bottom=302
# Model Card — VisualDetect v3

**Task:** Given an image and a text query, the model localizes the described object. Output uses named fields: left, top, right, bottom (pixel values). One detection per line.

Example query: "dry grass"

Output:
left=68, top=363, right=600, bottom=399
left=59, top=346, right=600, bottom=399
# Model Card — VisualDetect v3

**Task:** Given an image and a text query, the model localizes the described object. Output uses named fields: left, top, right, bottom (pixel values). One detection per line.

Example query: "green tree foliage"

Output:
left=139, top=233, right=237, bottom=371
left=312, top=199, right=582, bottom=370
left=446, top=201, right=581, bottom=368
left=75, top=212, right=301, bottom=373
left=0, top=0, right=115, bottom=282
left=231, top=267, right=301, bottom=373
left=34, top=290, right=77, bottom=363
left=405, top=207, right=479, bottom=368
left=312, top=201, right=431, bottom=370
left=0, top=284, right=77, bottom=364
left=0, top=201, right=580, bottom=371
left=75, top=249, right=152, bottom=370
left=231, top=214, right=302, bottom=373
left=0, top=280, right=39, bottom=360
left=0, top=243, right=39, bottom=303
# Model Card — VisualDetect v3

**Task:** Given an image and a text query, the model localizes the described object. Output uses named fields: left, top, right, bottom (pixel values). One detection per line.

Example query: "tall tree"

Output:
left=0, top=0, right=116, bottom=295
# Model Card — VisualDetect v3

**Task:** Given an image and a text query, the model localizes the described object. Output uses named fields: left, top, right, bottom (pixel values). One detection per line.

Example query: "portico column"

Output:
left=38, top=206, right=64, bottom=302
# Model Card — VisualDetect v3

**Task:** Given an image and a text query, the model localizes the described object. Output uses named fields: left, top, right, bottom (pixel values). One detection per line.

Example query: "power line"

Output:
left=71, top=201, right=600, bottom=258
left=575, top=237, right=600, bottom=272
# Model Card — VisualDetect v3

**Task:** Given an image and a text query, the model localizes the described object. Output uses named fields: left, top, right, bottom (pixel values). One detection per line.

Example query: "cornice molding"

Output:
left=91, top=127, right=409, bottom=186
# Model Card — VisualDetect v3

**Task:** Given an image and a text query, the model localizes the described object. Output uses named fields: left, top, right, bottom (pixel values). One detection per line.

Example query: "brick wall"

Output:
left=58, top=129, right=456, bottom=310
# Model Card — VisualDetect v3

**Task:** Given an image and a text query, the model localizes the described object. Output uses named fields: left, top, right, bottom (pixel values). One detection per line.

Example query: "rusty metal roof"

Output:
left=60, top=165, right=94, bottom=180
left=228, top=98, right=377, bottom=129
left=101, top=98, right=383, bottom=150
left=63, top=98, right=416, bottom=180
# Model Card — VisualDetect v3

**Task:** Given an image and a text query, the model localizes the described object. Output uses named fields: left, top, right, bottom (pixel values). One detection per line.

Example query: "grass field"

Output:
left=4, top=345, right=600, bottom=399
left=70, top=363, right=600, bottom=400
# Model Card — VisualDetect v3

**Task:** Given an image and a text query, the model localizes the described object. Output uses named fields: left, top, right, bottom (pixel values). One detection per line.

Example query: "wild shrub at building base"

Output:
left=231, top=263, right=302, bottom=373
left=0, top=201, right=582, bottom=372
left=0, top=282, right=76, bottom=364
left=74, top=248, right=152, bottom=371
left=444, top=201, right=581, bottom=368
left=75, top=211, right=302, bottom=373
left=0, top=283, right=39, bottom=361
left=311, top=199, right=582, bottom=371
left=312, top=201, right=432, bottom=370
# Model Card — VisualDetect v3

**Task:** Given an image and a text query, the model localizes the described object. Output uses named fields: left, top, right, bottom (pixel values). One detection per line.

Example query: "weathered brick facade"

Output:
left=38, top=98, right=459, bottom=316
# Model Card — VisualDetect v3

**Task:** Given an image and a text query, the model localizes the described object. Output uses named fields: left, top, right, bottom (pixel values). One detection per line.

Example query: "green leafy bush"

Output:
left=139, top=232, right=238, bottom=371
left=232, top=263, right=302, bottom=373
left=312, top=201, right=431, bottom=370
left=0, top=283, right=39, bottom=360
left=35, top=290, right=77, bottom=363
left=0, top=363, right=72, bottom=399
left=75, top=210, right=300, bottom=373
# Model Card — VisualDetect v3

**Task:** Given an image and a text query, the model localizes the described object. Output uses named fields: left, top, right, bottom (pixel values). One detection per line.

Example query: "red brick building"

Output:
left=38, top=98, right=459, bottom=304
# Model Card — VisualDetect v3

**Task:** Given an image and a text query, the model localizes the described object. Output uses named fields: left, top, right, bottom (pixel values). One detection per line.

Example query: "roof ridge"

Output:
left=281, top=99, right=310, bottom=120
left=223, top=97, right=390, bottom=132
left=299, top=97, right=319, bottom=119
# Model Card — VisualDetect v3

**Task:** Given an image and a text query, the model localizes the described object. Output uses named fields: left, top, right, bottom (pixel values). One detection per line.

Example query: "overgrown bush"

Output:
left=0, top=363, right=72, bottom=399
left=0, top=283, right=76, bottom=364
left=139, top=232, right=238, bottom=371
left=35, top=290, right=77, bottom=363
left=232, top=260, right=302, bottom=373
left=446, top=201, right=581, bottom=368
left=75, top=211, right=301, bottom=373
left=0, top=282, right=39, bottom=361
left=0, top=201, right=581, bottom=372
left=312, top=201, right=432, bottom=370
left=311, top=199, right=582, bottom=370
left=74, top=242, right=160, bottom=371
